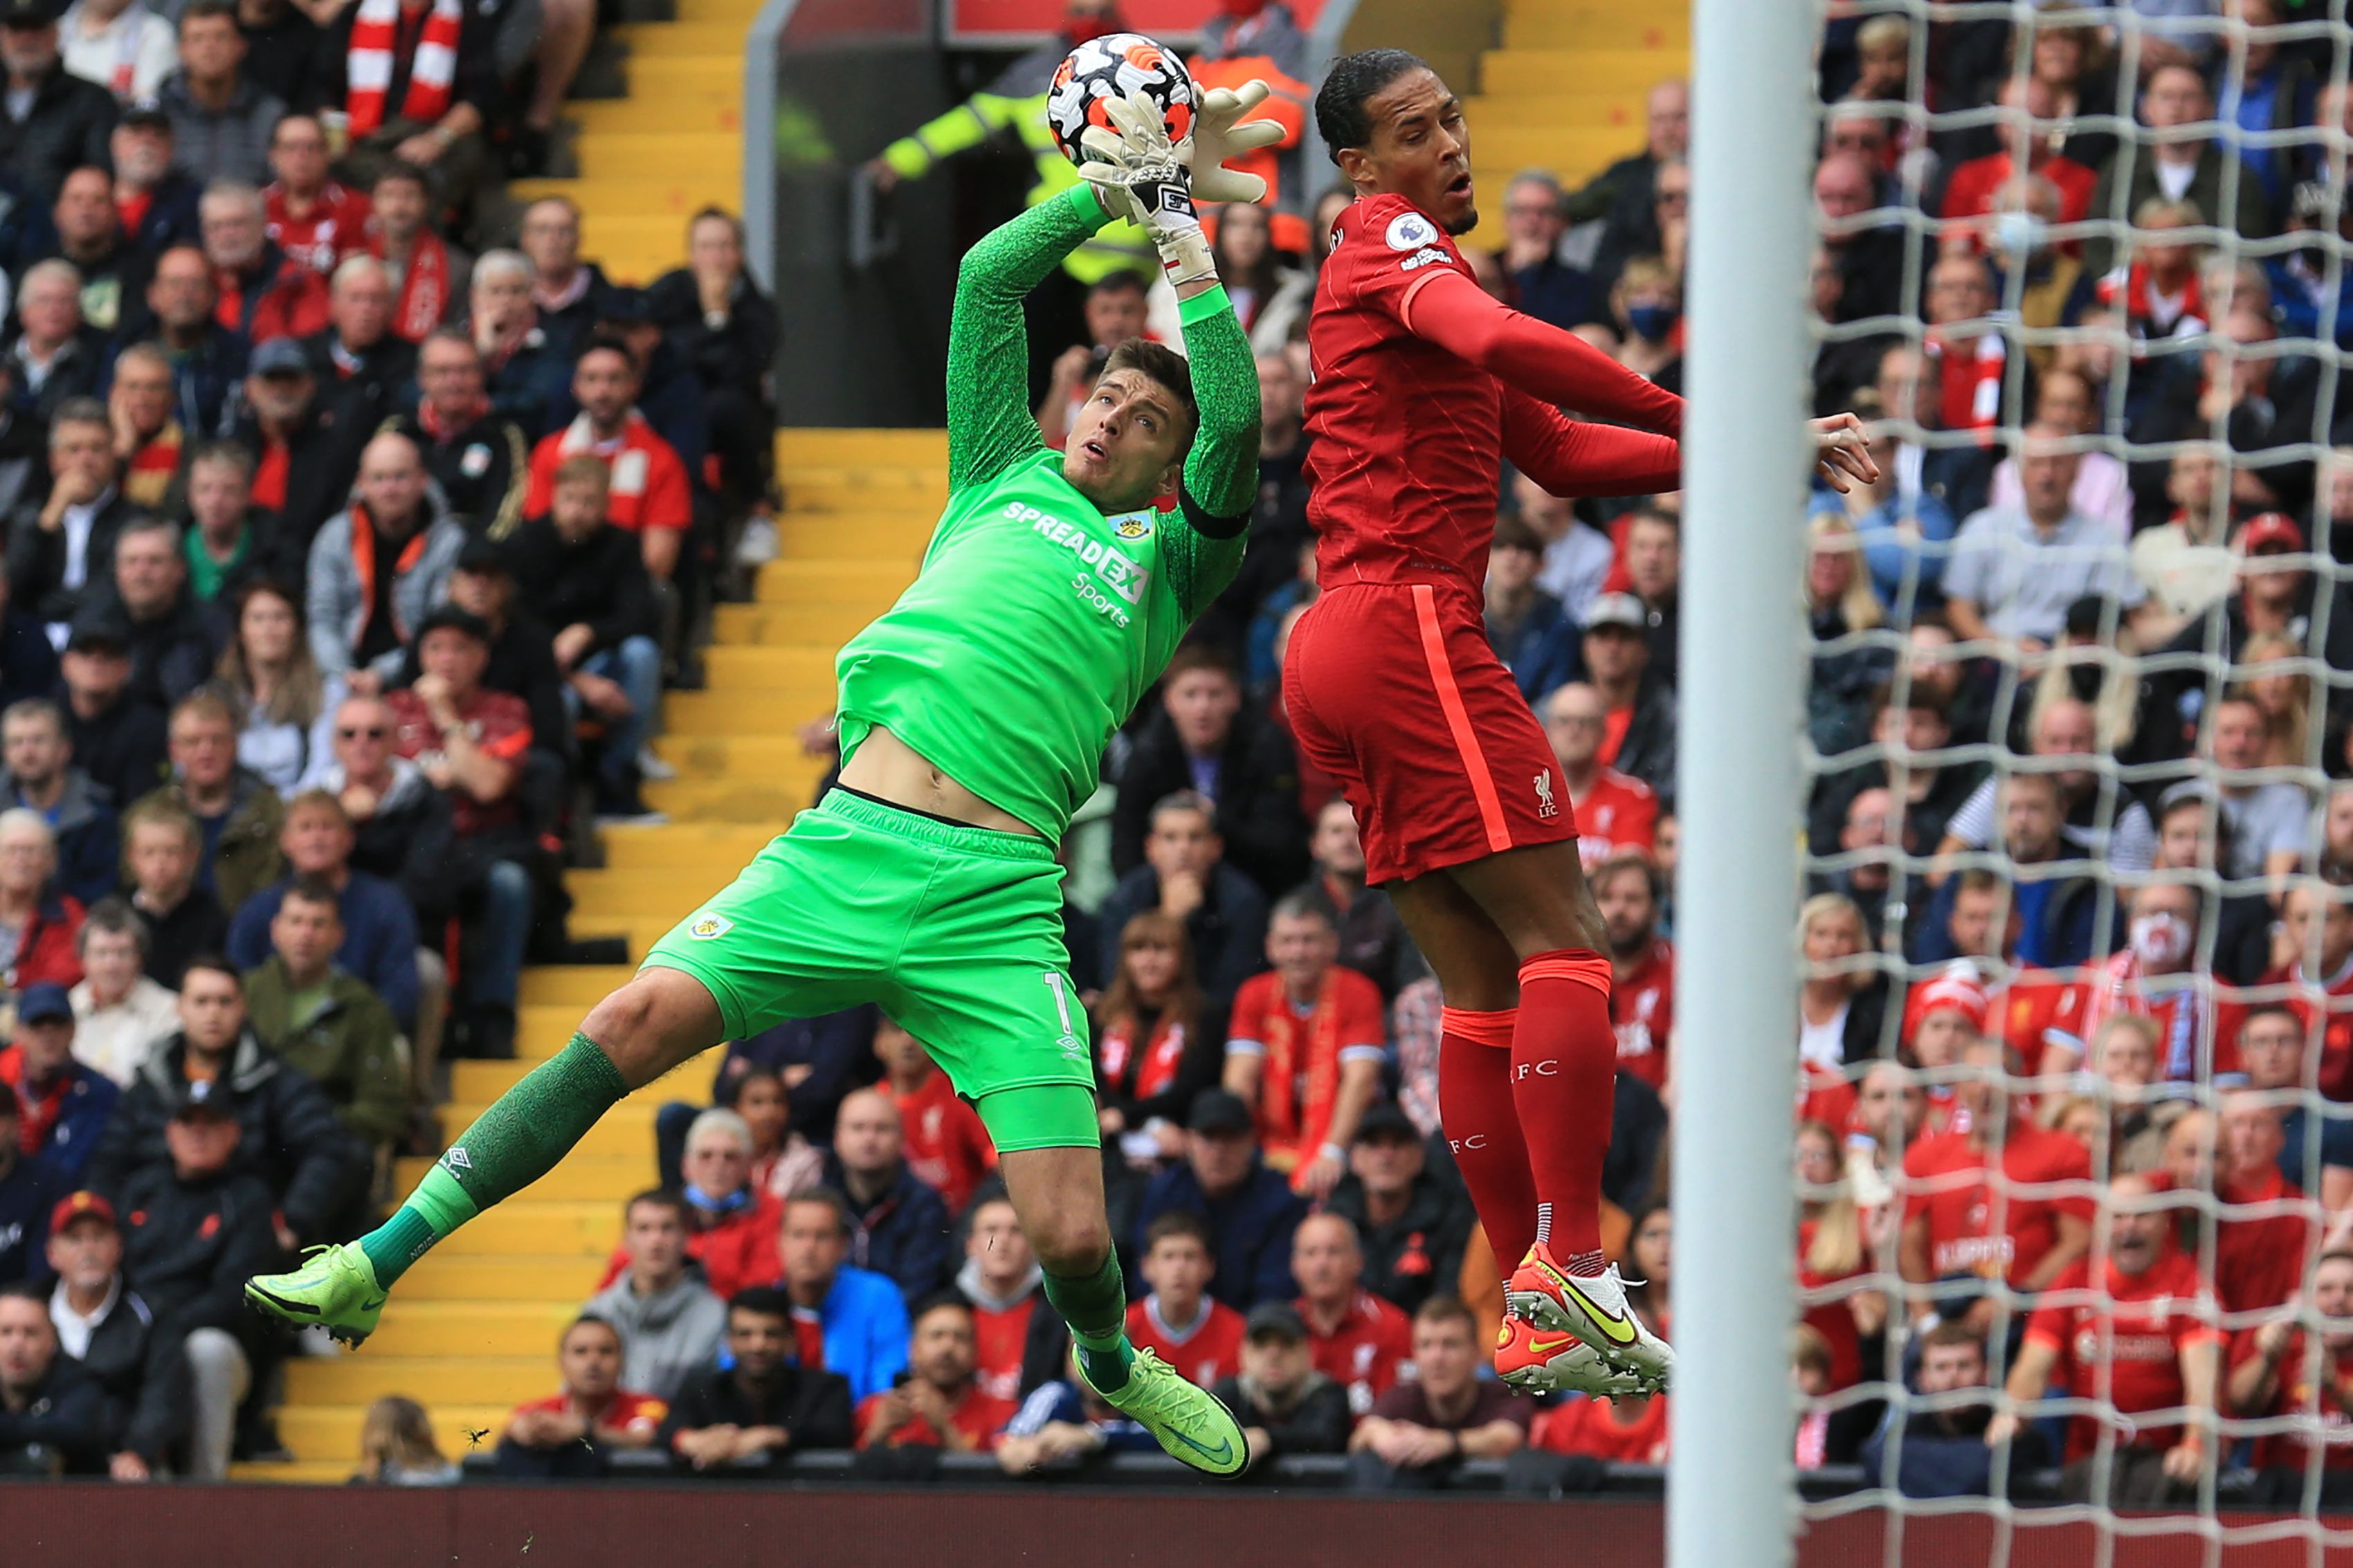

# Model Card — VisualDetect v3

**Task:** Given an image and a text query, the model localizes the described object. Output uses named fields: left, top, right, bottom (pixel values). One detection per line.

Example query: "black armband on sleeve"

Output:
left=1179, top=484, right=1251, bottom=540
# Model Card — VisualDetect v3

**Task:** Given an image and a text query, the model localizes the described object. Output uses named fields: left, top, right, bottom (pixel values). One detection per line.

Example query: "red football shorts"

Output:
left=1282, top=579, right=1577, bottom=885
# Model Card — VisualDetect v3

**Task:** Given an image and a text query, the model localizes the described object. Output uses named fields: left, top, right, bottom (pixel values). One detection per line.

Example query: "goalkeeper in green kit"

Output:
left=246, top=79, right=1285, bottom=1477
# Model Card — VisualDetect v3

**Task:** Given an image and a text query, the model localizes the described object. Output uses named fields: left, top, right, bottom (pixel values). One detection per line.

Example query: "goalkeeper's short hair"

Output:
left=1103, top=337, right=1199, bottom=452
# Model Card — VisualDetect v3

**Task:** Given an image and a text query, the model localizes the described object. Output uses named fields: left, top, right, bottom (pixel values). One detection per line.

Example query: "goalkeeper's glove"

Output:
left=1077, top=87, right=1216, bottom=290
left=1190, top=79, right=1287, bottom=205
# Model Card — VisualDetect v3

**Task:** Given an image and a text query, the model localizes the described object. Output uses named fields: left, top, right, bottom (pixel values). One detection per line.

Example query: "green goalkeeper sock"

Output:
left=358, top=1033, right=628, bottom=1288
left=1044, top=1252, right=1136, bottom=1394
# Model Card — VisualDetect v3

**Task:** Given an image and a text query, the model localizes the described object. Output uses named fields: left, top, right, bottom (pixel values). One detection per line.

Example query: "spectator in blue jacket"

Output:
left=774, top=1191, right=909, bottom=1403
left=1132, top=1090, right=1307, bottom=1311
left=1857, top=1318, right=2027, bottom=1497
left=1484, top=512, right=1580, bottom=703
left=819, top=1088, right=952, bottom=1304
left=0, top=1084, right=66, bottom=1286
left=0, top=985, right=116, bottom=1185
left=224, top=791, right=419, bottom=1033
left=0, top=699, right=118, bottom=908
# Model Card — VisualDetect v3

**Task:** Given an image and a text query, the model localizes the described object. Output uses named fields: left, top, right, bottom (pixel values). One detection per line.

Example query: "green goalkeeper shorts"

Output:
left=640, top=787, right=1099, bottom=1151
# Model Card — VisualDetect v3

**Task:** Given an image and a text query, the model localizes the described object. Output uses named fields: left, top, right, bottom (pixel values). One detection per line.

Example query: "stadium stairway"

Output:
left=234, top=430, right=945, bottom=1481
left=1459, top=0, right=1692, bottom=256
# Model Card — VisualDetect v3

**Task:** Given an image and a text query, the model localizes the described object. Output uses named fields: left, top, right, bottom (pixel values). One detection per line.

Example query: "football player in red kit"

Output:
left=1286, top=51, right=1875, bottom=1396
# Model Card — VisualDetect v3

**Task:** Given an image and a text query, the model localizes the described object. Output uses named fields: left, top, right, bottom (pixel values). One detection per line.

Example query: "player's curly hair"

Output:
left=1314, top=48, right=1431, bottom=165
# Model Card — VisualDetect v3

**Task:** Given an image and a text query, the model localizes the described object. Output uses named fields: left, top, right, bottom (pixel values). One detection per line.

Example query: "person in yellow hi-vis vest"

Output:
left=862, top=0, right=1156, bottom=287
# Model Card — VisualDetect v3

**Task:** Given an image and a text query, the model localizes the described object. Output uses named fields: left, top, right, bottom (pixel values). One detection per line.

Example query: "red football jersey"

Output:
left=2228, top=1327, right=2353, bottom=1470
left=1988, top=964, right=2072, bottom=1078
left=2048, top=960, right=2249, bottom=1083
left=265, top=181, right=375, bottom=276
left=1302, top=192, right=1681, bottom=596
left=969, top=1295, right=1035, bottom=1405
left=513, top=1387, right=668, bottom=1437
left=1612, top=938, right=1674, bottom=1088
left=853, top=1385, right=1016, bottom=1451
left=2208, top=1169, right=2318, bottom=1317
left=887, top=1069, right=995, bottom=1215
left=1570, top=767, right=1658, bottom=869
left=2265, top=956, right=2353, bottom=1102
left=1125, top=1295, right=1246, bottom=1387
left=1795, top=1218, right=1867, bottom=1391
left=1901, top=1122, right=2096, bottom=1287
left=1535, top=1393, right=1671, bottom=1462
left=2024, top=1250, right=2219, bottom=1461
left=1302, top=1288, right=1413, bottom=1415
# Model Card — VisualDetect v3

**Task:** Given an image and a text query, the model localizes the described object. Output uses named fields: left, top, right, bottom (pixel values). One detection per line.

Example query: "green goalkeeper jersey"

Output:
left=834, top=184, right=1260, bottom=841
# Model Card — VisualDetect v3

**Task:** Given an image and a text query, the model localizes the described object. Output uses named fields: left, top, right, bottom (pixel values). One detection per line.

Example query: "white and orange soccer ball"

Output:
left=1045, top=32, right=1197, bottom=170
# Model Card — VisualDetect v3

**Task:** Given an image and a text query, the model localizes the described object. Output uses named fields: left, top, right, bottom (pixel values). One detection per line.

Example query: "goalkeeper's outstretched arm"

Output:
left=945, top=184, right=1119, bottom=494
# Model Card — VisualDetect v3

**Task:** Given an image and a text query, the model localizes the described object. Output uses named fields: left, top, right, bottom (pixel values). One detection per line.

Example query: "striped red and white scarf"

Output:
left=345, top=0, right=462, bottom=137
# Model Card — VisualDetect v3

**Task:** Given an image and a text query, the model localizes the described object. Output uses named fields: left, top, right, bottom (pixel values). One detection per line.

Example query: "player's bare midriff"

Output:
left=836, top=723, right=1040, bottom=837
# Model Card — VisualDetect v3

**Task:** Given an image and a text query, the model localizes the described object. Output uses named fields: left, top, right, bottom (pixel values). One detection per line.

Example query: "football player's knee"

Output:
left=1027, top=1205, right=1112, bottom=1275
left=582, top=972, right=710, bottom=1083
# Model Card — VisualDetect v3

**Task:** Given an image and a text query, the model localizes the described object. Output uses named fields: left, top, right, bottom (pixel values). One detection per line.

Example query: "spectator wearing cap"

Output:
left=140, top=245, right=247, bottom=443
left=116, top=1073, right=281, bottom=1479
left=581, top=1189, right=727, bottom=1403
left=178, top=445, right=271, bottom=608
left=305, top=429, right=464, bottom=686
left=109, top=106, right=201, bottom=257
left=1323, top=1104, right=1473, bottom=1319
left=9, top=397, right=147, bottom=636
left=2150, top=512, right=2353, bottom=745
left=854, top=1295, right=1014, bottom=1454
left=260, top=113, right=372, bottom=280
left=1575, top=591, right=1676, bottom=805
left=363, top=163, right=470, bottom=345
left=233, top=337, right=361, bottom=570
left=1, top=697, right=118, bottom=906
left=0, top=0, right=118, bottom=201
left=118, top=796, right=224, bottom=988
left=1209, top=1301, right=1350, bottom=1465
left=58, top=610, right=166, bottom=812
left=464, top=250, right=570, bottom=443
left=43, top=1189, right=187, bottom=1482
left=201, top=180, right=328, bottom=346
left=0, top=983, right=116, bottom=1185
left=131, top=686, right=285, bottom=909
left=869, top=1019, right=992, bottom=1219
left=0, top=1284, right=109, bottom=1475
left=226, top=790, right=421, bottom=1036
left=57, top=0, right=173, bottom=107
left=495, top=1315, right=665, bottom=1479
left=521, top=335, right=692, bottom=587
left=0, top=809, right=84, bottom=999
left=242, top=872, right=405, bottom=1156
left=154, top=1, right=283, bottom=189
left=1125, top=1210, right=1246, bottom=1387
left=8, top=264, right=109, bottom=428
left=817, top=1088, right=953, bottom=1304
left=388, top=329, right=528, bottom=539
left=0, top=1081, right=66, bottom=1284
left=1484, top=511, right=1579, bottom=704
left=1097, top=790, right=1269, bottom=1008
left=1111, top=645, right=1307, bottom=899
left=516, top=198, right=612, bottom=356
left=646, top=208, right=780, bottom=530
left=385, top=604, right=534, bottom=1055
left=105, top=518, right=219, bottom=711
left=303, top=257, right=415, bottom=437
left=423, top=535, right=572, bottom=778
left=1134, top=1088, right=1305, bottom=1311
left=1347, top=1296, right=1529, bottom=1492
left=657, top=1285, right=855, bottom=1475
left=1224, top=893, right=1386, bottom=1197
left=66, top=898, right=177, bottom=1086
left=503, top=456, right=660, bottom=817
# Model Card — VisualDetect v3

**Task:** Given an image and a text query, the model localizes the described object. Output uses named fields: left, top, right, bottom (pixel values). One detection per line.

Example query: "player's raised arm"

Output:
left=1396, top=266, right=1685, bottom=439
left=945, top=185, right=1124, bottom=493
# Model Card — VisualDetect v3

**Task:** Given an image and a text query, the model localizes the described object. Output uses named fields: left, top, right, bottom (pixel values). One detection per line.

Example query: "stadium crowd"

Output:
left=6, top=0, right=2353, bottom=1517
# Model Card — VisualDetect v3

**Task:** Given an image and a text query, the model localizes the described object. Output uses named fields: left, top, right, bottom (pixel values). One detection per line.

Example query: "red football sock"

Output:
left=1513, top=950, right=1618, bottom=1270
left=1439, top=1008, right=1538, bottom=1272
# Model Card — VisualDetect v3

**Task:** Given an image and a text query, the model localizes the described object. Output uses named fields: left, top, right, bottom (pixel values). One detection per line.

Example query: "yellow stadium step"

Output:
left=576, top=215, right=720, bottom=275
left=281, top=1402, right=513, bottom=1463
left=1502, top=8, right=1689, bottom=51
left=1464, top=92, right=1653, bottom=130
left=613, top=20, right=747, bottom=55
left=289, top=1356, right=556, bottom=1409
left=660, top=693, right=835, bottom=738
left=779, top=463, right=949, bottom=495
left=777, top=430, right=947, bottom=467
left=752, top=560, right=918, bottom=607
left=640, top=736, right=835, bottom=794
left=1468, top=126, right=1662, bottom=174
left=230, top=1459, right=354, bottom=1484
left=700, top=644, right=844, bottom=687
left=574, top=95, right=740, bottom=136
left=770, top=527, right=929, bottom=567
left=641, top=778, right=819, bottom=826
left=397, top=1256, right=608, bottom=1301
left=711, top=601, right=880, bottom=648
left=599, top=824, right=777, bottom=870
left=520, top=966, right=639, bottom=1008
left=1480, top=49, right=1684, bottom=97
left=426, top=1202, right=630, bottom=1259
left=511, top=176, right=738, bottom=221
left=392, top=1150, right=646, bottom=1203
left=574, top=131, right=742, bottom=181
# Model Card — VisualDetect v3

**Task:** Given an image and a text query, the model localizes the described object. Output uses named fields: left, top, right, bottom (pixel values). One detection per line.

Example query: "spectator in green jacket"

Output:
left=241, top=874, right=406, bottom=1156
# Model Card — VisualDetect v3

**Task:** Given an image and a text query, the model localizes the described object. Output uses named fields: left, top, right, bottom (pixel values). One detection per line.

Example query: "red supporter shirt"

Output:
left=1535, top=1394, right=1671, bottom=1463
left=511, top=1388, right=668, bottom=1437
left=853, top=1385, right=1016, bottom=1451
left=1612, top=938, right=1674, bottom=1088
left=264, top=181, right=375, bottom=276
left=1125, top=1295, right=1247, bottom=1387
left=1570, top=767, right=1657, bottom=868
left=1795, top=1217, right=1866, bottom=1391
left=1302, top=192, right=1681, bottom=595
left=2228, top=1328, right=2353, bottom=1470
left=2024, top=1250, right=2218, bottom=1461
left=1301, top=1288, right=1413, bottom=1415
left=2266, top=956, right=2353, bottom=1102
left=1901, top=1122, right=2095, bottom=1287
left=969, top=1293, right=1035, bottom=1405
left=524, top=414, right=693, bottom=534
left=887, top=1070, right=995, bottom=1216
left=1989, top=964, right=2072, bottom=1077
left=2208, top=1168, right=2317, bottom=1318
left=1937, top=152, right=2096, bottom=241
left=388, top=686, right=533, bottom=837
left=1226, top=967, right=1388, bottom=1172
left=593, top=1192, right=781, bottom=1301
left=2049, top=958, right=2249, bottom=1084
left=792, top=1306, right=826, bottom=1370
